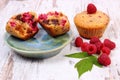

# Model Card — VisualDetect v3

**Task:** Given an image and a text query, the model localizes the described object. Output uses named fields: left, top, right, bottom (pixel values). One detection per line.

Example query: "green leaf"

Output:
left=65, top=52, right=89, bottom=59
left=88, top=56, right=103, bottom=67
left=74, top=58, right=93, bottom=78
left=65, top=52, right=103, bottom=78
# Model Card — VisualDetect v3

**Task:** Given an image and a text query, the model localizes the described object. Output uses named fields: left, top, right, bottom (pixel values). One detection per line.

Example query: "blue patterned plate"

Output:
left=4, top=28, right=73, bottom=58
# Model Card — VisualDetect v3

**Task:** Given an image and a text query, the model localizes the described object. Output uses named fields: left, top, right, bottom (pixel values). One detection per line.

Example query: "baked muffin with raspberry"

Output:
left=38, top=11, right=70, bottom=37
left=6, top=12, right=39, bottom=40
left=74, top=3, right=110, bottom=39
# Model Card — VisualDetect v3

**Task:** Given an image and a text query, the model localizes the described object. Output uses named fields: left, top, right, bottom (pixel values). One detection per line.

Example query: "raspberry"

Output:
left=47, top=11, right=59, bottom=16
left=104, top=39, right=116, bottom=50
left=102, top=47, right=111, bottom=55
left=87, top=3, right=97, bottom=14
left=47, top=12, right=54, bottom=15
left=75, top=37, right=83, bottom=47
left=81, top=42, right=89, bottom=52
left=90, top=36, right=101, bottom=44
left=55, top=11, right=59, bottom=15
left=22, top=12, right=33, bottom=22
left=10, top=21, right=16, bottom=27
left=38, top=14, right=48, bottom=20
left=61, top=19, right=66, bottom=26
left=95, top=42, right=103, bottom=54
left=86, top=44, right=97, bottom=55
left=98, top=53, right=111, bottom=66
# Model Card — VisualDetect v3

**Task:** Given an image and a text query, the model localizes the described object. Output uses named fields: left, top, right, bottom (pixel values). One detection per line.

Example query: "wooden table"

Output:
left=0, top=0, right=120, bottom=80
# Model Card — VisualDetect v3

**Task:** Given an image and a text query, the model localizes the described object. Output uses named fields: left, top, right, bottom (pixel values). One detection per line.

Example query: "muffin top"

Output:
left=6, top=12, right=39, bottom=40
left=7, top=12, right=38, bottom=31
left=38, top=11, right=69, bottom=27
left=74, top=11, right=110, bottom=29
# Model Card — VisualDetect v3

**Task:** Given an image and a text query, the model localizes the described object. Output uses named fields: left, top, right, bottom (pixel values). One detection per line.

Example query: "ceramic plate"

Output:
left=4, top=28, right=73, bottom=58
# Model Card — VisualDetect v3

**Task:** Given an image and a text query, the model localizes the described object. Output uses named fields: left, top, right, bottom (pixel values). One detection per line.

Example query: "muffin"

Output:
left=6, top=12, right=39, bottom=40
left=74, top=3, right=110, bottom=39
left=38, top=11, right=70, bottom=37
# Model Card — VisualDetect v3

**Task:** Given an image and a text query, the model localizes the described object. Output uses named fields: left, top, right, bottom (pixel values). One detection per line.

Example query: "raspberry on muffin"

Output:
left=74, top=3, right=110, bottom=39
left=38, top=11, right=70, bottom=37
left=6, top=12, right=39, bottom=40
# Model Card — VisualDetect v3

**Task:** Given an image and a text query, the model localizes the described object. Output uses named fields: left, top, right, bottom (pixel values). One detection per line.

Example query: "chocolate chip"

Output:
left=16, top=14, right=21, bottom=20
left=27, top=29, right=32, bottom=34
left=98, top=16, right=102, bottom=18
left=51, top=19, right=59, bottom=25
left=31, top=15, right=34, bottom=19
left=89, top=20, right=93, bottom=22
left=32, top=22, right=37, bottom=26
left=43, top=19, right=59, bottom=25
left=43, top=20, right=50, bottom=25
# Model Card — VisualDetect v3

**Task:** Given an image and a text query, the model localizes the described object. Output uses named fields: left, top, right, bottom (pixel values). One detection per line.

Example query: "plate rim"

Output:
left=4, top=30, right=73, bottom=54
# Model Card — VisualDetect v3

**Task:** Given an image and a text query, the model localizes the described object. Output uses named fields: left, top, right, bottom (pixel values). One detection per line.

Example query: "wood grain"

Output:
left=0, top=51, right=14, bottom=80
left=0, top=0, right=120, bottom=80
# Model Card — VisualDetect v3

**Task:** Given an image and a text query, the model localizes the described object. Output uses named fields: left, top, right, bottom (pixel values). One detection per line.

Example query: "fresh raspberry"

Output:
left=86, top=44, right=97, bottom=55
left=87, top=3, right=97, bottom=14
left=75, top=37, right=83, bottom=47
left=95, top=42, right=103, bottom=54
left=102, top=47, right=111, bottom=55
left=103, top=39, right=116, bottom=50
left=98, top=53, right=111, bottom=66
left=90, top=36, right=101, bottom=44
left=81, top=42, right=89, bottom=52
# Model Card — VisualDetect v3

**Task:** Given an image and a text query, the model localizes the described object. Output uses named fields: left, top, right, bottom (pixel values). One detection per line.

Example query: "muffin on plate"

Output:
left=6, top=12, right=39, bottom=40
left=74, top=3, right=110, bottom=39
left=38, top=11, right=70, bottom=37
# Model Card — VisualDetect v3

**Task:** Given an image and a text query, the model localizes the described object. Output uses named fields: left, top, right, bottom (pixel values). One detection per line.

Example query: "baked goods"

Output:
left=74, top=3, right=110, bottom=39
left=38, top=11, right=70, bottom=37
left=6, top=12, right=39, bottom=40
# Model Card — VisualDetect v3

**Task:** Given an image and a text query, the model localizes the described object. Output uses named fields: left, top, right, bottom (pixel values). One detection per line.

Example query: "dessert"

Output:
left=6, top=12, right=39, bottom=40
left=38, top=11, right=70, bottom=37
left=74, top=3, right=110, bottom=39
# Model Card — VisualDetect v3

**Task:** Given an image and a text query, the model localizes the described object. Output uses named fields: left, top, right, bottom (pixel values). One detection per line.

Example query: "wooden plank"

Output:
left=0, top=0, right=120, bottom=80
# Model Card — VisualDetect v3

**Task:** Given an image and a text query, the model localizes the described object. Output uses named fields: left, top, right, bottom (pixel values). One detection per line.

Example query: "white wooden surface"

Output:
left=0, top=0, right=120, bottom=80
